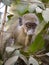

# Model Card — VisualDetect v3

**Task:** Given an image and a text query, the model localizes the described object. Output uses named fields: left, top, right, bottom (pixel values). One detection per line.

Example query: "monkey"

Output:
left=2, top=13, right=39, bottom=46
left=12, top=13, right=39, bottom=47
left=0, top=13, right=39, bottom=55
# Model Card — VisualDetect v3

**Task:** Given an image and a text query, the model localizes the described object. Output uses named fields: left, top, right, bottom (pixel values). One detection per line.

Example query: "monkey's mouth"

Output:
left=25, top=22, right=37, bottom=29
left=27, top=29, right=34, bottom=35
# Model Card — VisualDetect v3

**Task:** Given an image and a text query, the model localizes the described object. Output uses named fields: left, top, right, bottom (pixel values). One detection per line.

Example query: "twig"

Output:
left=1, top=5, right=7, bottom=31
left=35, top=54, right=46, bottom=58
left=0, top=5, right=7, bottom=55
left=36, top=49, right=45, bottom=55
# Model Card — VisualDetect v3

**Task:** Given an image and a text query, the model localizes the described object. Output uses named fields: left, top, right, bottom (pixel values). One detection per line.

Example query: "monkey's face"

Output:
left=19, top=13, right=39, bottom=35
left=24, top=22, right=37, bottom=35
left=21, top=13, right=39, bottom=36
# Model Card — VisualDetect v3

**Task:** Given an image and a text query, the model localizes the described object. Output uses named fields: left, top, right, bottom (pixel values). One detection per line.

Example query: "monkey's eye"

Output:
left=32, top=23, right=37, bottom=29
left=25, top=22, right=37, bottom=29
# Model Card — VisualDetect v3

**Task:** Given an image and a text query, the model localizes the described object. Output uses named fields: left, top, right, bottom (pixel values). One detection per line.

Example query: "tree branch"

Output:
left=0, top=5, right=7, bottom=55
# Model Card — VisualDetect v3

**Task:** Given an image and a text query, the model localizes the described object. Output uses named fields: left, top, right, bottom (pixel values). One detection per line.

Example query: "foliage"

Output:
left=0, top=0, right=49, bottom=65
left=1, top=0, right=13, bottom=6
left=41, top=0, right=49, bottom=3
left=28, top=33, right=45, bottom=54
left=16, top=4, right=28, bottom=15
left=35, top=21, right=46, bottom=35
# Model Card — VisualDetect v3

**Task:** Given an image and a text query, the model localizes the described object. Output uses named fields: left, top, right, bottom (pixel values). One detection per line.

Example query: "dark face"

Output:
left=25, top=22, right=37, bottom=29
left=24, top=22, right=37, bottom=35
left=18, top=17, right=37, bottom=35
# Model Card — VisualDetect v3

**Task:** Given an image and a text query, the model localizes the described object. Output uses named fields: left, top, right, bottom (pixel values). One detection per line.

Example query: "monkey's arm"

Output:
left=25, top=35, right=32, bottom=47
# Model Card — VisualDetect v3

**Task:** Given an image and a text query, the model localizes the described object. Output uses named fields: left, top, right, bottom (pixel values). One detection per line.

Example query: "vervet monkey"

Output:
left=0, top=13, right=39, bottom=56
left=1, top=13, right=39, bottom=49
left=12, top=13, right=39, bottom=46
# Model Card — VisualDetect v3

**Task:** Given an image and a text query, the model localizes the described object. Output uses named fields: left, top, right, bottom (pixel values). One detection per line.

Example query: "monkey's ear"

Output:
left=19, top=17, right=22, bottom=26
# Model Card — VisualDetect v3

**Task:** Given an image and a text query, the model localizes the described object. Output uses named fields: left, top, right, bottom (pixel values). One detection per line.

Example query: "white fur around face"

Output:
left=27, top=29, right=34, bottom=35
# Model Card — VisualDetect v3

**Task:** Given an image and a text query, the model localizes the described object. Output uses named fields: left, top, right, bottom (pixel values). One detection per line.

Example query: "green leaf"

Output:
left=28, top=4, right=37, bottom=13
left=13, top=0, right=20, bottom=4
left=0, top=61, right=3, bottom=65
left=35, top=21, right=46, bottom=35
left=42, top=8, right=49, bottom=23
left=2, top=0, right=13, bottom=6
left=36, top=13, right=43, bottom=22
left=7, top=14, right=13, bottom=20
left=41, top=0, right=49, bottom=3
left=16, top=4, right=28, bottom=15
left=28, top=34, right=45, bottom=54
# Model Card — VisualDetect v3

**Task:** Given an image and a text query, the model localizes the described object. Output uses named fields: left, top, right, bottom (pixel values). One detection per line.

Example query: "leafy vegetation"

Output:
left=0, top=0, right=49, bottom=65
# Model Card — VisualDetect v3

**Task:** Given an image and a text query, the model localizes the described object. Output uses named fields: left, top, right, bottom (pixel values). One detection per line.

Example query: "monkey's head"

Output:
left=19, top=13, right=39, bottom=35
